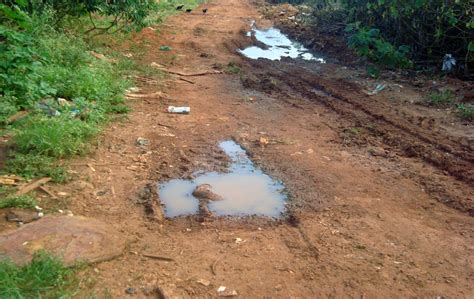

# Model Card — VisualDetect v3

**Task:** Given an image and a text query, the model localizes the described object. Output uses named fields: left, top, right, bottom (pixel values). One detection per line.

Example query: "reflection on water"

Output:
left=158, top=140, right=287, bottom=218
left=239, top=24, right=325, bottom=62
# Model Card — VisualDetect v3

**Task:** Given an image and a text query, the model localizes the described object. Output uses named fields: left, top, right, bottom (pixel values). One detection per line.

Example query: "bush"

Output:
left=347, top=26, right=412, bottom=69
left=341, top=0, right=473, bottom=73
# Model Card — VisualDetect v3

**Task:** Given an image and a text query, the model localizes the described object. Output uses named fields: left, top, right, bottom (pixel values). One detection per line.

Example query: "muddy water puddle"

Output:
left=239, top=23, right=325, bottom=62
left=159, top=141, right=287, bottom=218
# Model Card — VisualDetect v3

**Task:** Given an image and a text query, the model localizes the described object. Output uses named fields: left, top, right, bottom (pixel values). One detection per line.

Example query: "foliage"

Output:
left=0, top=251, right=77, bottom=298
left=340, top=0, right=473, bottom=74
left=347, top=26, right=412, bottom=68
left=457, top=104, right=474, bottom=121
left=0, top=5, right=131, bottom=181
left=0, top=194, right=37, bottom=209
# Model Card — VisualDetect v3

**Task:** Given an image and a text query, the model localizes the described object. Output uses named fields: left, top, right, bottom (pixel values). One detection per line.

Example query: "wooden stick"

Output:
left=142, top=254, right=174, bottom=262
left=7, top=111, right=29, bottom=124
left=178, top=77, right=196, bottom=84
left=16, top=177, right=51, bottom=196
left=38, top=185, right=58, bottom=199
left=211, top=257, right=222, bottom=275
left=155, top=67, right=223, bottom=77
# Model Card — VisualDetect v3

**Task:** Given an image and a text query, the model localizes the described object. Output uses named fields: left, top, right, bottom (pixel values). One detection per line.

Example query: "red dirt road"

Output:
left=4, top=0, right=473, bottom=297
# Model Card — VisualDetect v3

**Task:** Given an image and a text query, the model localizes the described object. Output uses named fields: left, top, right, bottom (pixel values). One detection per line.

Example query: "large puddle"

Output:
left=159, top=141, right=287, bottom=218
left=239, top=23, right=325, bottom=62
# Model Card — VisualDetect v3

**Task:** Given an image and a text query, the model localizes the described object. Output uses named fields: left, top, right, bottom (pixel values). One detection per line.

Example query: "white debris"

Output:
left=442, top=54, right=456, bottom=72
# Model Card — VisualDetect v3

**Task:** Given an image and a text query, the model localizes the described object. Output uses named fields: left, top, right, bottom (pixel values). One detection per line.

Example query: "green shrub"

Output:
left=347, top=26, right=412, bottom=69
left=341, top=0, right=473, bottom=73
left=0, top=251, right=77, bottom=298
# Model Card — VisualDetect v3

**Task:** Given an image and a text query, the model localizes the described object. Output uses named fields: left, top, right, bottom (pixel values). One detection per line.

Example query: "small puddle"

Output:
left=239, top=23, right=325, bottom=62
left=159, top=140, right=287, bottom=218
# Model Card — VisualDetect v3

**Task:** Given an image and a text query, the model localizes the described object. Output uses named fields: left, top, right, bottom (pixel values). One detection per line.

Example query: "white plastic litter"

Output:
left=168, top=106, right=190, bottom=114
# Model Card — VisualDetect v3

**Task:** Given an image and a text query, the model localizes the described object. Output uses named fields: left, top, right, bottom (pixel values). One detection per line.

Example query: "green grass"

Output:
left=425, top=90, right=454, bottom=107
left=457, top=104, right=474, bottom=121
left=225, top=62, right=242, bottom=74
left=1, top=13, right=132, bottom=182
left=0, top=195, right=37, bottom=209
left=0, top=252, right=78, bottom=298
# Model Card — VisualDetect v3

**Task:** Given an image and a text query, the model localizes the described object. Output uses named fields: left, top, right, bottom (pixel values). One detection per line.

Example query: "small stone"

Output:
left=197, top=279, right=211, bottom=287
left=136, top=137, right=150, bottom=147
left=125, top=287, right=136, bottom=295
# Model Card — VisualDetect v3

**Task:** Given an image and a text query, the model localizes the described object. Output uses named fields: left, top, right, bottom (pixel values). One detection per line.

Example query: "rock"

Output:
left=0, top=216, right=127, bottom=266
left=6, top=209, right=41, bottom=224
left=125, top=287, right=136, bottom=295
left=368, top=147, right=388, bottom=157
left=198, top=200, right=213, bottom=218
left=192, top=184, right=223, bottom=201
left=136, top=137, right=150, bottom=147
left=197, top=279, right=211, bottom=287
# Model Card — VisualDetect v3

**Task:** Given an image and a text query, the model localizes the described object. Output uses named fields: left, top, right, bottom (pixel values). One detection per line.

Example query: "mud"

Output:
left=159, top=140, right=286, bottom=218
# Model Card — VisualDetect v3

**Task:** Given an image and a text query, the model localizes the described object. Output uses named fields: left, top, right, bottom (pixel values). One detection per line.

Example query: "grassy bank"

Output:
left=0, top=0, right=205, bottom=297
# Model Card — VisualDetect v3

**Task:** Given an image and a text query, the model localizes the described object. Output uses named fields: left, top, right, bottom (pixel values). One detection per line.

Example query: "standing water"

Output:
left=159, top=140, right=287, bottom=218
left=239, top=23, right=325, bottom=62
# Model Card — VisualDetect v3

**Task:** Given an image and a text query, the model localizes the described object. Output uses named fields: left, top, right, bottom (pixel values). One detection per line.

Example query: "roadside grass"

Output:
left=0, top=13, right=132, bottom=183
left=425, top=90, right=454, bottom=107
left=0, top=252, right=78, bottom=298
left=457, top=104, right=474, bottom=121
left=422, top=90, right=472, bottom=122
left=0, top=194, right=37, bottom=209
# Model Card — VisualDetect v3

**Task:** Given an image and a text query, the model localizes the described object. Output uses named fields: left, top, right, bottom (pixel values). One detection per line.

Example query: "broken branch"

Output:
left=16, top=177, right=51, bottom=196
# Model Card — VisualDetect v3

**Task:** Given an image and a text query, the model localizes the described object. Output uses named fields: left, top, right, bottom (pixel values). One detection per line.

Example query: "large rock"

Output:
left=192, top=184, right=223, bottom=201
left=0, top=216, right=126, bottom=266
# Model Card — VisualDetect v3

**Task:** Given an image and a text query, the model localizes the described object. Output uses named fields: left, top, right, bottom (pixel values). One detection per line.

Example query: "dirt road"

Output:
left=51, top=0, right=473, bottom=297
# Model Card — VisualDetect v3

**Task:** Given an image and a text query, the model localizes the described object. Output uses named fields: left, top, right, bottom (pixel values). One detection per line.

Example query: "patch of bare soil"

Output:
left=1, top=0, right=473, bottom=297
